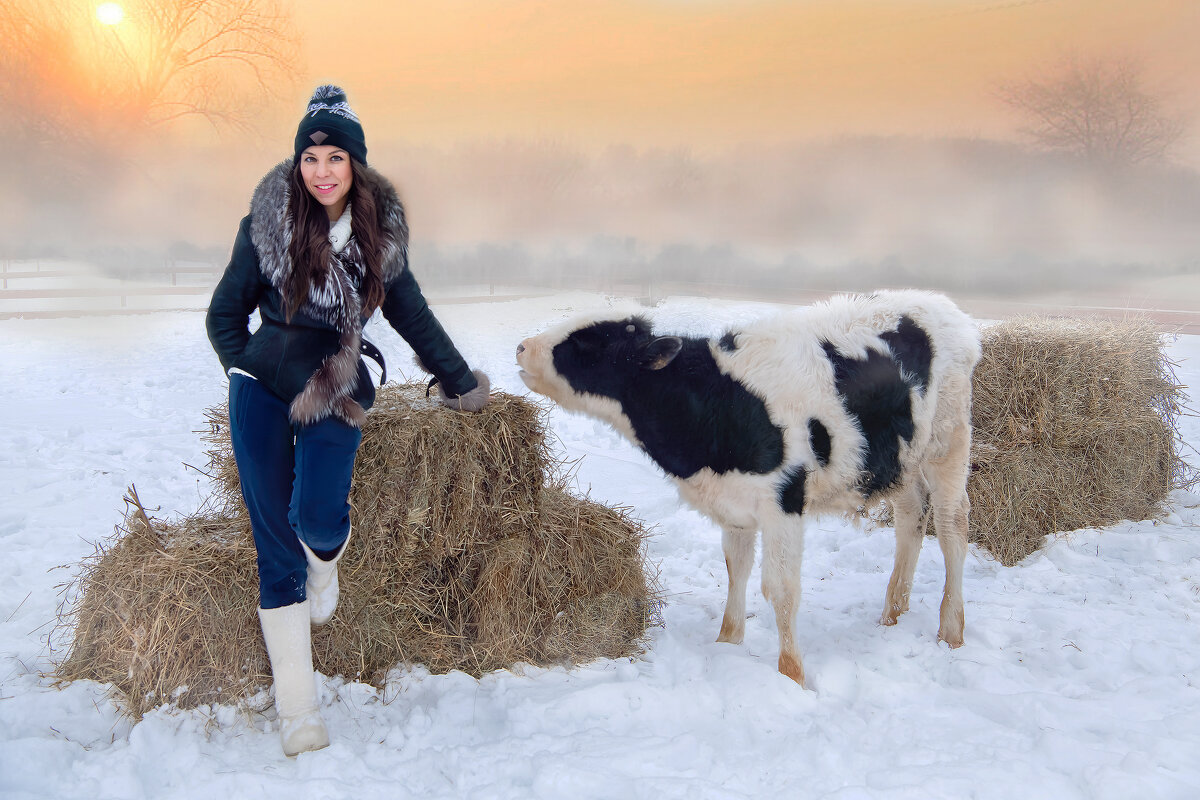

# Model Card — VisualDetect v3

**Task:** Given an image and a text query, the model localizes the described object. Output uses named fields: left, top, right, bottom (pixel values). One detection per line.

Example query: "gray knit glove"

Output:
left=434, top=369, right=491, bottom=412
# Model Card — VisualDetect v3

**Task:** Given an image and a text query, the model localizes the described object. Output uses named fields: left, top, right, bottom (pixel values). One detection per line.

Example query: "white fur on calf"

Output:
left=517, top=290, right=981, bottom=686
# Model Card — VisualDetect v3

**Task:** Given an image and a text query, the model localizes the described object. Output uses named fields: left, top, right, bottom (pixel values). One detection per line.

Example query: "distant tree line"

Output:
left=4, top=44, right=1195, bottom=297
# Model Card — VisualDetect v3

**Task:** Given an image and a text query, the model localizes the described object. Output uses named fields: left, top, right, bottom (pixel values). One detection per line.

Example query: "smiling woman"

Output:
left=96, top=2, right=123, bottom=25
left=204, top=84, right=492, bottom=757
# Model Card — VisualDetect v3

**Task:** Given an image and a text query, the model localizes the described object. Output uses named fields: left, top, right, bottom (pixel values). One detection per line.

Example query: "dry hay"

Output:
left=968, top=316, right=1196, bottom=565
left=55, top=385, right=660, bottom=718
left=206, top=383, right=552, bottom=563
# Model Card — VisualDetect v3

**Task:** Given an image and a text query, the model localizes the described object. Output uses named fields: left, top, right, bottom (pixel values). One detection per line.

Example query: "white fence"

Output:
left=5, top=258, right=1198, bottom=334
left=0, top=259, right=220, bottom=319
left=0, top=259, right=561, bottom=319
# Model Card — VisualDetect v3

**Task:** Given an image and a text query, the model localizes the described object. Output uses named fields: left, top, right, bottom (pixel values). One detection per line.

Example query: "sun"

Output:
left=96, top=2, right=124, bottom=26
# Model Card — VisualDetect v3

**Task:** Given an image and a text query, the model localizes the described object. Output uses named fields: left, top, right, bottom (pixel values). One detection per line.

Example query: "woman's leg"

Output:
left=289, top=415, right=362, bottom=554
left=228, top=373, right=329, bottom=755
left=227, top=373, right=306, bottom=609
left=289, top=415, right=362, bottom=626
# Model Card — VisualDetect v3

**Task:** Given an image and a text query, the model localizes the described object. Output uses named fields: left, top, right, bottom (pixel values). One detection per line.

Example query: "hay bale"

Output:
left=56, top=495, right=262, bottom=716
left=968, top=316, right=1196, bottom=565
left=352, top=384, right=552, bottom=561
left=204, top=384, right=553, bottom=563
left=56, top=386, right=660, bottom=717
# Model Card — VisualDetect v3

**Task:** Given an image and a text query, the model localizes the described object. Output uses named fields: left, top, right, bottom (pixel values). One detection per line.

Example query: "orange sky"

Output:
left=9, top=0, right=1199, bottom=267
left=286, top=0, right=1200, bottom=155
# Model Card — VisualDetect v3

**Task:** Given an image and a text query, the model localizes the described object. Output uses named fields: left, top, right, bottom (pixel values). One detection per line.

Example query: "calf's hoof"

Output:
left=716, top=617, right=745, bottom=645
left=938, top=629, right=965, bottom=649
left=938, top=599, right=965, bottom=648
left=778, top=652, right=806, bottom=687
left=879, top=604, right=904, bottom=627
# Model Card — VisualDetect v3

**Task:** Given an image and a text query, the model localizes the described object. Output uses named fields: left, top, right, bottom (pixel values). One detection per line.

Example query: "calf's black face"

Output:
left=550, top=317, right=681, bottom=399
left=517, top=315, right=784, bottom=479
left=517, top=316, right=673, bottom=407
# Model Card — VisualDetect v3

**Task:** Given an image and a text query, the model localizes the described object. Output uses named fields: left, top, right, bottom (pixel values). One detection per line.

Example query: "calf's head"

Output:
left=516, top=315, right=683, bottom=414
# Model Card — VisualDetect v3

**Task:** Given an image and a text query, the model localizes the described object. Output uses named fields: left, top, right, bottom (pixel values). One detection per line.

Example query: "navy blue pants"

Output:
left=228, top=373, right=362, bottom=609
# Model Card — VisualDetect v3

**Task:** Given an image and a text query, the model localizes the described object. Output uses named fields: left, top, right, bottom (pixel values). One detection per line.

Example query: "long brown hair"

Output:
left=285, top=159, right=387, bottom=320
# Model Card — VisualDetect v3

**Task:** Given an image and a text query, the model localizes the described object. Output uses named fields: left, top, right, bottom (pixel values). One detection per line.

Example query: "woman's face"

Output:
left=299, top=145, right=353, bottom=220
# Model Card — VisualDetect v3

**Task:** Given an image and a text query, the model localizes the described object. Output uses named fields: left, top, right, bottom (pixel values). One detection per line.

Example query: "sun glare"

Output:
left=96, top=2, right=124, bottom=26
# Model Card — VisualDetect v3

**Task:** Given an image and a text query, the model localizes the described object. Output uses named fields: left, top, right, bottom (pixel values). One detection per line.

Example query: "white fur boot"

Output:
left=300, top=530, right=350, bottom=626
left=258, top=601, right=330, bottom=756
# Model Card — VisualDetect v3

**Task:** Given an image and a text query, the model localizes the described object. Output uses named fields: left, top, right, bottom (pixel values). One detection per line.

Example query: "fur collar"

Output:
left=246, top=160, right=410, bottom=427
left=247, top=160, right=409, bottom=323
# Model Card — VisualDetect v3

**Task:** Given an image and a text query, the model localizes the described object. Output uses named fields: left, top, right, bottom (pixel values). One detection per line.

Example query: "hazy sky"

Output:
left=286, top=0, right=1200, bottom=156
left=12, top=0, right=1198, bottom=258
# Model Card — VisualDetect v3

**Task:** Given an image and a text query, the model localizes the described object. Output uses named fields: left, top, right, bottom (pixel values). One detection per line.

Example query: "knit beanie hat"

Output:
left=294, top=84, right=367, bottom=166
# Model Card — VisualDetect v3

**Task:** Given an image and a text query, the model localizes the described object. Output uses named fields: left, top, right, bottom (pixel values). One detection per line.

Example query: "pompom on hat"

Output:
left=294, top=84, right=367, bottom=166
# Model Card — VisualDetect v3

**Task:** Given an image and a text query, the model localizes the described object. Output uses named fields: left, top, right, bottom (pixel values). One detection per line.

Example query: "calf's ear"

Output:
left=640, top=336, right=683, bottom=370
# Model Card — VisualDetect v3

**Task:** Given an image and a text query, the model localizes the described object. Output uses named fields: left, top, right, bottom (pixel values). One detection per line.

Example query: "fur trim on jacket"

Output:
left=247, top=161, right=408, bottom=427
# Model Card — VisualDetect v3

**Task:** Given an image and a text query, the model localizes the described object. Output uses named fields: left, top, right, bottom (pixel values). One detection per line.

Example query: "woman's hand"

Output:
left=436, top=370, right=491, bottom=412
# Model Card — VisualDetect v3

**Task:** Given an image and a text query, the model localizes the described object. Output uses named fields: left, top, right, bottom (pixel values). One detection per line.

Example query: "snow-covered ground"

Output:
left=1, top=292, right=1198, bottom=800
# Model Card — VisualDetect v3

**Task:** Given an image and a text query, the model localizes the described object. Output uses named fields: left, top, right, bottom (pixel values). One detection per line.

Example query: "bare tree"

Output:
left=0, top=0, right=298, bottom=249
left=115, top=0, right=298, bottom=130
left=0, top=0, right=297, bottom=144
left=999, top=56, right=1187, bottom=166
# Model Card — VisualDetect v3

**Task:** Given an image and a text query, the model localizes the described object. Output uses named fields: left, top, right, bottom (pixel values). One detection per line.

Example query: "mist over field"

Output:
left=11, top=134, right=1200, bottom=299
left=4, top=0, right=1198, bottom=302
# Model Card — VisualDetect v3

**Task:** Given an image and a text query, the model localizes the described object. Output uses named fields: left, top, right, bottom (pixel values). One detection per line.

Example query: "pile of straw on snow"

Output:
left=967, top=316, right=1195, bottom=565
left=56, top=384, right=659, bottom=718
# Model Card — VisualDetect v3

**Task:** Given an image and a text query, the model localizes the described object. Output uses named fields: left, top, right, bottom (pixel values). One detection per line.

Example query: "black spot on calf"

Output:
left=630, top=342, right=785, bottom=478
left=778, top=466, right=807, bottom=515
left=822, top=340, right=916, bottom=496
left=879, top=316, right=933, bottom=392
left=553, top=320, right=785, bottom=479
left=808, top=419, right=831, bottom=467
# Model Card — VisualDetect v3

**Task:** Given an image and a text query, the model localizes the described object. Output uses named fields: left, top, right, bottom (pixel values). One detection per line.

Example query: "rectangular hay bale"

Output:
left=967, top=316, right=1194, bottom=565
left=205, top=383, right=556, bottom=562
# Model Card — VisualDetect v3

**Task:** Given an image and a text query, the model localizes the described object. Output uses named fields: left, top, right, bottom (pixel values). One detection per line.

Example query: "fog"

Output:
left=9, top=133, right=1200, bottom=301
left=5, top=0, right=1198, bottom=302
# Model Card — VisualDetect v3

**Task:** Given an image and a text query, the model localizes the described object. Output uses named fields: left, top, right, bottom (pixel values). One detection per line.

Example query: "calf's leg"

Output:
left=717, top=525, right=756, bottom=645
left=880, top=479, right=929, bottom=627
left=761, top=519, right=807, bottom=686
left=928, top=420, right=972, bottom=648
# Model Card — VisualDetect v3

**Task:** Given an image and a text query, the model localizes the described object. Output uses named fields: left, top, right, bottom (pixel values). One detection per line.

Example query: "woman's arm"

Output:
left=206, top=215, right=265, bottom=372
left=379, top=267, right=479, bottom=398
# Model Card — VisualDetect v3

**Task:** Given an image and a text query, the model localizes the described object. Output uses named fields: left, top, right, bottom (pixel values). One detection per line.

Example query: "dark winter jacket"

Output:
left=206, top=161, right=478, bottom=427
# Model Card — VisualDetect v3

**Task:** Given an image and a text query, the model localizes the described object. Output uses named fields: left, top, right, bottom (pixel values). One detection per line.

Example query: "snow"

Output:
left=2, top=292, right=1199, bottom=800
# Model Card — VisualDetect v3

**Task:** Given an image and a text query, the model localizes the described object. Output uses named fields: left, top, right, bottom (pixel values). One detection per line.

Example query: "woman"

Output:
left=206, top=85, right=489, bottom=757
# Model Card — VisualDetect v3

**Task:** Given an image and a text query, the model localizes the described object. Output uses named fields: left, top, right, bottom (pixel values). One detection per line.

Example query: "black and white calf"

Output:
left=516, top=290, right=981, bottom=686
